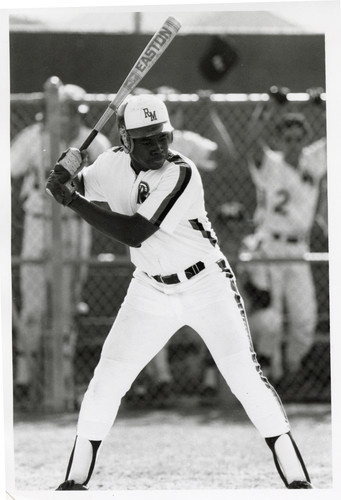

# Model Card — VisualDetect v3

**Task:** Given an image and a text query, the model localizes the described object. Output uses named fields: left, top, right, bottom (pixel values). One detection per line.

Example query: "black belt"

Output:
left=272, top=233, right=300, bottom=244
left=152, top=261, right=206, bottom=285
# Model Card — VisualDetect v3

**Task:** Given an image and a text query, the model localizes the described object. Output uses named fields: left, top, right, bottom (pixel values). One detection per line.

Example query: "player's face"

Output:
left=282, top=126, right=305, bottom=149
left=281, top=125, right=306, bottom=162
left=130, top=132, right=171, bottom=172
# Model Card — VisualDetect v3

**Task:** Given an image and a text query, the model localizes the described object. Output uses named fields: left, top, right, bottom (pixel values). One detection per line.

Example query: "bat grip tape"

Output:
left=80, top=130, right=99, bottom=151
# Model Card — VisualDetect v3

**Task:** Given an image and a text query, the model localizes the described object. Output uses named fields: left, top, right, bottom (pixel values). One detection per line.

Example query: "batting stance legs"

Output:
left=61, top=261, right=311, bottom=489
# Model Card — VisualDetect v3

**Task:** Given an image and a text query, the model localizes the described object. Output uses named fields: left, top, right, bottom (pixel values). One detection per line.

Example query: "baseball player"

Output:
left=46, top=94, right=313, bottom=490
left=247, top=101, right=327, bottom=380
left=11, top=83, right=111, bottom=405
left=126, top=87, right=221, bottom=405
left=132, top=106, right=220, bottom=405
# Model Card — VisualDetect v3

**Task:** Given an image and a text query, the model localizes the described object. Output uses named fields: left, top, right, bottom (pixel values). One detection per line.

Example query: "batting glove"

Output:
left=55, top=147, right=84, bottom=179
left=46, top=171, right=79, bottom=206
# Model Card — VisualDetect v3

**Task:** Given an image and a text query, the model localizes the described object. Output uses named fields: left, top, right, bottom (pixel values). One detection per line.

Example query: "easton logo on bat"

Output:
left=123, top=70, right=142, bottom=90
left=136, top=26, right=174, bottom=73
left=79, top=17, right=180, bottom=147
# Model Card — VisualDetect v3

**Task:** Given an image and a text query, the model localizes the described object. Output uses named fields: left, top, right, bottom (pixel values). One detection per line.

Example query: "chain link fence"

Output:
left=10, top=79, right=330, bottom=413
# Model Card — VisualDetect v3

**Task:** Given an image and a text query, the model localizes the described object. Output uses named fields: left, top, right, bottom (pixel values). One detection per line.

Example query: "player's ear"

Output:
left=118, top=122, right=134, bottom=153
left=117, top=102, right=134, bottom=154
left=168, top=131, right=173, bottom=144
left=119, top=133, right=134, bottom=154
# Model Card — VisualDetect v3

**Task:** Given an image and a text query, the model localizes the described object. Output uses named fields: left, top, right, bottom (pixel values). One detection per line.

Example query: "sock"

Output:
left=65, top=435, right=101, bottom=485
left=266, top=432, right=310, bottom=486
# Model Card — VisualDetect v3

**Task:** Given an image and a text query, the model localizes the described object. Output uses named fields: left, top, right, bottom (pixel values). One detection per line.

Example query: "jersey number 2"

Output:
left=273, top=189, right=290, bottom=215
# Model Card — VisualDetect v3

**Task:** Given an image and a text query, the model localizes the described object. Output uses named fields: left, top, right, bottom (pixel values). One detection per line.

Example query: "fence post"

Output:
left=43, top=76, right=65, bottom=411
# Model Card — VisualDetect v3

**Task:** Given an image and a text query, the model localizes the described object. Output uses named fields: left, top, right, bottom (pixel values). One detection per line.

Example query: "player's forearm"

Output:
left=248, top=103, right=271, bottom=143
left=68, top=195, right=155, bottom=247
left=246, top=103, right=272, bottom=166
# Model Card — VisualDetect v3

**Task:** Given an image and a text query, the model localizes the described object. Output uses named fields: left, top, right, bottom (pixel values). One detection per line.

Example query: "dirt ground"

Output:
left=10, top=401, right=332, bottom=493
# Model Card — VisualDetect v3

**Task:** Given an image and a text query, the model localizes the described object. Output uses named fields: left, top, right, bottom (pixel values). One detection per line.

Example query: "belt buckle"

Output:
left=157, top=274, right=175, bottom=284
left=187, top=261, right=204, bottom=279
left=192, top=262, right=200, bottom=274
left=152, top=274, right=163, bottom=283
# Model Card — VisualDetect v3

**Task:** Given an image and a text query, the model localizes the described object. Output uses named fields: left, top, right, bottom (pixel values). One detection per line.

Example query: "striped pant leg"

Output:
left=186, top=262, right=290, bottom=438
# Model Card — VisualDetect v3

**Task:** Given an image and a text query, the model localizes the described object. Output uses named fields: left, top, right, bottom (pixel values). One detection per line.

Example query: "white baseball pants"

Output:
left=77, top=259, right=290, bottom=440
left=263, top=239, right=317, bottom=372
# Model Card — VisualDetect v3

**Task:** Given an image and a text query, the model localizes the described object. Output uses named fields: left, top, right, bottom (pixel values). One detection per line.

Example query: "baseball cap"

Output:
left=122, top=94, right=173, bottom=138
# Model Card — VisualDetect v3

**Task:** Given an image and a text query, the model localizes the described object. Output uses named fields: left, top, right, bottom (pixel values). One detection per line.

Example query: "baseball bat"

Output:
left=79, top=16, right=181, bottom=151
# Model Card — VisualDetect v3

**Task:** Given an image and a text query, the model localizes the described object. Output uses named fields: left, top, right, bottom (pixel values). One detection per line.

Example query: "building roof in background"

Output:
left=9, top=9, right=320, bottom=35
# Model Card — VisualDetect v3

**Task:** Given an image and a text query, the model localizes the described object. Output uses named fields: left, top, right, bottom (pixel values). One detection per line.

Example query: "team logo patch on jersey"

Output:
left=137, top=181, right=150, bottom=203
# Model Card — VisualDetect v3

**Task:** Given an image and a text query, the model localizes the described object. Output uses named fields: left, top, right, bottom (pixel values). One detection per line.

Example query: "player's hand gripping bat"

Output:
left=46, top=16, right=181, bottom=197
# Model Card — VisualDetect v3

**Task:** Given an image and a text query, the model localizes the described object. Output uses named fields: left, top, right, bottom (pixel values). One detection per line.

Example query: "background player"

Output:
left=246, top=93, right=327, bottom=384
left=46, top=94, right=313, bottom=490
left=237, top=232, right=283, bottom=382
left=11, top=83, right=111, bottom=406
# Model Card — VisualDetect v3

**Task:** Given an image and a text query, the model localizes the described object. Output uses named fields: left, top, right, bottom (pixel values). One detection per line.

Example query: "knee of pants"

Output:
left=288, top=294, right=317, bottom=331
left=287, top=312, right=316, bottom=358
left=290, top=305, right=317, bottom=328
left=285, top=335, right=314, bottom=365
left=78, top=357, right=143, bottom=440
left=215, top=350, right=290, bottom=437
left=215, top=350, right=266, bottom=397
left=249, top=308, right=282, bottom=357
left=87, top=356, right=140, bottom=400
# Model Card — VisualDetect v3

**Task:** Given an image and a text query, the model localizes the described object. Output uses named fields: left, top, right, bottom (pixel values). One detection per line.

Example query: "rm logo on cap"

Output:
left=143, top=108, right=157, bottom=121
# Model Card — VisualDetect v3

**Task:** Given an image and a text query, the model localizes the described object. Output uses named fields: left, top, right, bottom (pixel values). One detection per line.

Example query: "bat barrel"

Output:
left=109, top=16, right=181, bottom=111
left=69, top=17, right=181, bottom=154
left=166, top=16, right=181, bottom=30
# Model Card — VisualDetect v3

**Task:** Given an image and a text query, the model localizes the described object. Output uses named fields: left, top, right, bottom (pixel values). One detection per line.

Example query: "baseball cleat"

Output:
left=56, top=479, right=88, bottom=490
left=287, top=480, right=314, bottom=489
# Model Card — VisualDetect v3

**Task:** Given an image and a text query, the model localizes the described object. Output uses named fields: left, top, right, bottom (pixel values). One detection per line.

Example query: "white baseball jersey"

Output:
left=82, top=147, right=223, bottom=276
left=249, top=138, right=327, bottom=237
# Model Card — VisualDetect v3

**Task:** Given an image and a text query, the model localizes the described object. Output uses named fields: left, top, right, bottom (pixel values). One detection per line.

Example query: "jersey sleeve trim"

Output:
left=149, top=157, right=192, bottom=227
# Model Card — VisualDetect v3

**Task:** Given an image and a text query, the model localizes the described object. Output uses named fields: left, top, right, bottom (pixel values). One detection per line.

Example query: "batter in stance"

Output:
left=46, top=94, right=313, bottom=490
